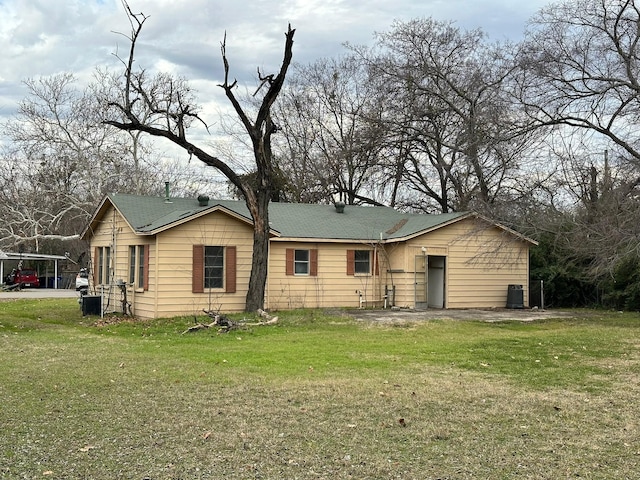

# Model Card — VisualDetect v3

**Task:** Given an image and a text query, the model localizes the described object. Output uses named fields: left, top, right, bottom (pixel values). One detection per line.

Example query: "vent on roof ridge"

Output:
left=164, top=181, right=172, bottom=204
left=334, top=201, right=345, bottom=213
left=198, top=195, right=210, bottom=207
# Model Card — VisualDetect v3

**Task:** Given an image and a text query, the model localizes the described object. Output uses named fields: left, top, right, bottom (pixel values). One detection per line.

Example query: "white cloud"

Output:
left=0, top=0, right=551, bottom=141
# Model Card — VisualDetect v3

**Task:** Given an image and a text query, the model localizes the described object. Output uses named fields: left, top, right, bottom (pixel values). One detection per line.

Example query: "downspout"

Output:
left=111, top=208, right=117, bottom=314
left=374, top=242, right=378, bottom=307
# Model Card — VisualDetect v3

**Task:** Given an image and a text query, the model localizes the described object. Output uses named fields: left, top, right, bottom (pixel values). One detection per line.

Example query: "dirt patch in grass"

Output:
left=347, top=307, right=580, bottom=323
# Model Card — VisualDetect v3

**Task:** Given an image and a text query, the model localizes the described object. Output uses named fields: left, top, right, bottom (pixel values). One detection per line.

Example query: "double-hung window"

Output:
left=95, top=246, right=111, bottom=285
left=347, top=249, right=377, bottom=276
left=354, top=250, right=371, bottom=274
left=128, top=245, right=148, bottom=290
left=286, top=249, right=318, bottom=276
left=204, top=246, right=224, bottom=289
left=294, top=249, right=310, bottom=275
left=192, top=245, right=236, bottom=294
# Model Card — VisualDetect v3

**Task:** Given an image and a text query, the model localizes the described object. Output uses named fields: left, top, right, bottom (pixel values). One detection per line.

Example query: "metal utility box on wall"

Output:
left=82, top=295, right=102, bottom=316
left=506, top=284, right=524, bottom=309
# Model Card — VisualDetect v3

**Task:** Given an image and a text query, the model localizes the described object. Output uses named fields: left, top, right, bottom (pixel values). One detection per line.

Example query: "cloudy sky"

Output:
left=0, top=0, right=553, bottom=150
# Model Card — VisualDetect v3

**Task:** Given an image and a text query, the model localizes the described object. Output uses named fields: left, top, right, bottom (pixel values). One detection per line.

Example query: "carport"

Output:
left=0, top=251, right=68, bottom=289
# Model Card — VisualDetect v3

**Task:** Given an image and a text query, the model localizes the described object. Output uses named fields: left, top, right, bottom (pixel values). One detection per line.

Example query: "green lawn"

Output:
left=1, top=299, right=639, bottom=479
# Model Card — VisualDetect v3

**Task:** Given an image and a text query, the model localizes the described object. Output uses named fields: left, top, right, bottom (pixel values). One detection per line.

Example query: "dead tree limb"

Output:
left=181, top=309, right=278, bottom=334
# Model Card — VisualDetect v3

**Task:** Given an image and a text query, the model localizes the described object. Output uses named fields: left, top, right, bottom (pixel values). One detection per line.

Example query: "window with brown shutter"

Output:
left=143, top=246, right=150, bottom=291
left=192, top=245, right=204, bottom=293
left=347, top=249, right=355, bottom=275
left=128, top=245, right=149, bottom=291
left=310, top=249, right=318, bottom=276
left=193, top=245, right=236, bottom=293
left=94, top=246, right=111, bottom=285
left=286, top=248, right=294, bottom=275
left=93, top=246, right=99, bottom=286
left=348, top=249, right=372, bottom=275
left=204, top=246, right=224, bottom=288
left=225, top=246, right=236, bottom=293
left=286, top=248, right=317, bottom=276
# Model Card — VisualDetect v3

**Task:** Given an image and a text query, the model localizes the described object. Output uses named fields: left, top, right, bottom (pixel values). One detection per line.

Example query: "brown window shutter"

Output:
left=143, top=246, right=150, bottom=291
left=93, top=246, right=99, bottom=285
left=285, top=249, right=294, bottom=275
left=225, top=246, right=236, bottom=293
left=347, top=249, right=355, bottom=276
left=310, top=249, right=318, bottom=276
left=192, top=245, right=204, bottom=293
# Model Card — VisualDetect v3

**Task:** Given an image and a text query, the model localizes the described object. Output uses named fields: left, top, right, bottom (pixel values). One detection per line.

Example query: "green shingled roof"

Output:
left=104, top=193, right=470, bottom=242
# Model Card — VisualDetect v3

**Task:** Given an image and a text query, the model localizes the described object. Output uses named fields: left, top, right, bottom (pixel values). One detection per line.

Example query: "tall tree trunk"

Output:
left=245, top=193, right=270, bottom=311
left=104, top=6, right=295, bottom=313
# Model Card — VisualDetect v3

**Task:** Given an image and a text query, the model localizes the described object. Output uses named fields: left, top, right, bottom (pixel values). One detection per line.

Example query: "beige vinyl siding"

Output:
left=87, top=205, right=155, bottom=318
left=267, top=242, right=385, bottom=310
left=386, top=217, right=530, bottom=309
left=446, top=219, right=529, bottom=308
left=152, top=211, right=254, bottom=318
left=123, top=244, right=155, bottom=319
left=89, top=202, right=533, bottom=318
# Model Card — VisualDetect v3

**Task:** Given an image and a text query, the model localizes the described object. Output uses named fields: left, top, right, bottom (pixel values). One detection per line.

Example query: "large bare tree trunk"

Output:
left=245, top=194, right=271, bottom=311
left=105, top=3, right=295, bottom=312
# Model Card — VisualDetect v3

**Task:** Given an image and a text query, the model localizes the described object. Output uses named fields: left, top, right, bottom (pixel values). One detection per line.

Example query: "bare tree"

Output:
left=0, top=69, right=182, bottom=258
left=0, top=74, right=130, bottom=254
left=518, top=0, right=640, bottom=163
left=273, top=56, right=390, bottom=206
left=516, top=0, right=640, bottom=286
left=104, top=4, right=295, bottom=312
left=354, top=18, right=531, bottom=214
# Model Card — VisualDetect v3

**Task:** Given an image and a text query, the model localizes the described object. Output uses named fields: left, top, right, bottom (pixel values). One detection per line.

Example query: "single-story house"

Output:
left=81, top=193, right=537, bottom=319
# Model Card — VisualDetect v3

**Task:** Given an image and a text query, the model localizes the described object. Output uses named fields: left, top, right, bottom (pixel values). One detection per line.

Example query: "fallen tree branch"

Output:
left=181, top=309, right=278, bottom=334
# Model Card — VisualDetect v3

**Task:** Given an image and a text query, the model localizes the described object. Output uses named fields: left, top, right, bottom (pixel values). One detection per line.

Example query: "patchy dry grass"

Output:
left=1, top=301, right=639, bottom=479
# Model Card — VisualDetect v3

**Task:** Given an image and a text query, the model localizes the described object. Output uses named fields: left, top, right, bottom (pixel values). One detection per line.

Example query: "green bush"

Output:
left=601, top=256, right=640, bottom=311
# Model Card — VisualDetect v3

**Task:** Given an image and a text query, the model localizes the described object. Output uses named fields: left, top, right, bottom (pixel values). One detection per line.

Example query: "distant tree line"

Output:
left=2, top=0, right=640, bottom=309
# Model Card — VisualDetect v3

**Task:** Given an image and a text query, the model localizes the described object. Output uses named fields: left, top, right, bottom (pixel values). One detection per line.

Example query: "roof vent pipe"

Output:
left=334, top=201, right=345, bottom=213
left=198, top=194, right=210, bottom=207
left=164, top=181, right=172, bottom=203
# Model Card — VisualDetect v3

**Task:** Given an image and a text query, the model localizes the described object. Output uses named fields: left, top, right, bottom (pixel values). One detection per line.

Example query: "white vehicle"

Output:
left=75, top=268, right=89, bottom=291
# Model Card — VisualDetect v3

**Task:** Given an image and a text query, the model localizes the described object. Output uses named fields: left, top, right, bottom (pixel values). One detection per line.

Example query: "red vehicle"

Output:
left=5, top=268, right=40, bottom=288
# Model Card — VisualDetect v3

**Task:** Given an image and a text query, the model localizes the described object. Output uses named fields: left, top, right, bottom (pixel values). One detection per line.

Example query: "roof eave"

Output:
left=383, top=212, right=474, bottom=243
left=81, top=195, right=114, bottom=241
left=270, top=236, right=384, bottom=244
left=470, top=212, right=539, bottom=246
left=139, top=204, right=281, bottom=237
